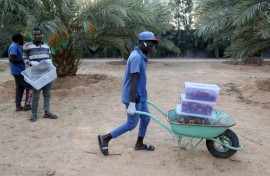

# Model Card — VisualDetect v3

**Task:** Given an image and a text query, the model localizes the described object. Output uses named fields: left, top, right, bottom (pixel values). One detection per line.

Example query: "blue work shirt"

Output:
left=8, top=42, right=25, bottom=75
left=122, top=47, right=148, bottom=103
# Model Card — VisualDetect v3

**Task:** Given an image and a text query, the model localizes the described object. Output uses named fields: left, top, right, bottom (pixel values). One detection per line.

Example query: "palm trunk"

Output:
left=53, top=49, right=78, bottom=77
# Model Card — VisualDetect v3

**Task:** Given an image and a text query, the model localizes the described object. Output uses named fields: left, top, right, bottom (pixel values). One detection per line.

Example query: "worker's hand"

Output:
left=30, top=61, right=39, bottom=66
left=45, top=59, right=52, bottom=64
left=127, top=102, right=136, bottom=115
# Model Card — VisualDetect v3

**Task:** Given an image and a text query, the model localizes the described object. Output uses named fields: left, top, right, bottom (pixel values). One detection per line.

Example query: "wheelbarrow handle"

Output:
left=146, top=100, right=167, bottom=117
left=135, top=110, right=174, bottom=134
left=135, top=100, right=175, bottom=135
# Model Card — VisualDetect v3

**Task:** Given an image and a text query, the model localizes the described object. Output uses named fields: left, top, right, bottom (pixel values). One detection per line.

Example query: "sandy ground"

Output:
left=0, top=59, right=270, bottom=176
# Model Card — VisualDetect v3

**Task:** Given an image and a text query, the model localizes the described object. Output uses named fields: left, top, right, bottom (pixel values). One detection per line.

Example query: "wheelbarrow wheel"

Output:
left=206, top=129, right=239, bottom=158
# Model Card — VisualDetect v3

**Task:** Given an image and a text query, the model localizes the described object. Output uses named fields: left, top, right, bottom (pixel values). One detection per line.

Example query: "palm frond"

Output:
left=195, top=0, right=270, bottom=60
left=233, top=1, right=270, bottom=27
left=225, top=39, right=270, bottom=59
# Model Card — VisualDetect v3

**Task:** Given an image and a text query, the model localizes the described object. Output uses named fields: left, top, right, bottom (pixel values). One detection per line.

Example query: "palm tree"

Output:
left=224, top=1, right=270, bottom=62
left=144, top=0, right=181, bottom=56
left=34, top=0, right=162, bottom=76
left=195, top=0, right=270, bottom=62
left=1, top=0, right=180, bottom=77
left=0, top=0, right=37, bottom=55
left=194, top=0, right=237, bottom=58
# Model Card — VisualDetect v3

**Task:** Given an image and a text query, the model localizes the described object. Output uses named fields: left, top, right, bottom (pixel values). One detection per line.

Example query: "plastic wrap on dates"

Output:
left=186, top=89, right=217, bottom=102
left=182, top=102, right=213, bottom=116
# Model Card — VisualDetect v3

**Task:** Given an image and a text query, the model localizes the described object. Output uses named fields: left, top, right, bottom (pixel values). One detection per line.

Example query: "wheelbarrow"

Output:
left=136, top=100, right=243, bottom=159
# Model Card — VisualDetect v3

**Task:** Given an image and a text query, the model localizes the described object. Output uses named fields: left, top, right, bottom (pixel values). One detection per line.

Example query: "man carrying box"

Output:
left=23, top=28, right=58, bottom=122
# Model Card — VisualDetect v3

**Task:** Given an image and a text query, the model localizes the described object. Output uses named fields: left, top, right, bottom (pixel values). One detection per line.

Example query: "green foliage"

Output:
left=0, top=0, right=36, bottom=55
left=195, top=0, right=270, bottom=61
left=0, top=0, right=180, bottom=76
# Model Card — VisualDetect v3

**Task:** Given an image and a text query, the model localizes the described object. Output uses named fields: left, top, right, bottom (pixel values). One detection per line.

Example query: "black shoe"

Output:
left=16, top=107, right=24, bottom=111
left=23, top=105, right=31, bottom=111
left=44, top=111, right=58, bottom=119
left=29, top=115, right=37, bottom=122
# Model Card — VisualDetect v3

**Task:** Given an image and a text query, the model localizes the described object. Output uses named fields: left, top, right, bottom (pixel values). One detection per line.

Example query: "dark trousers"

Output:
left=14, top=75, right=33, bottom=108
left=31, top=82, right=53, bottom=115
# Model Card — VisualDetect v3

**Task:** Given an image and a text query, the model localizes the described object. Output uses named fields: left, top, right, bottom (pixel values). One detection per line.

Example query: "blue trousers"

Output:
left=111, top=101, right=150, bottom=138
left=31, top=82, right=53, bottom=115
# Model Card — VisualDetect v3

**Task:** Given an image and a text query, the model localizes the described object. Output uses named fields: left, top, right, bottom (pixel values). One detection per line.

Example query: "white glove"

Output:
left=45, top=59, right=52, bottom=64
left=30, top=61, right=39, bottom=66
left=127, top=102, right=136, bottom=115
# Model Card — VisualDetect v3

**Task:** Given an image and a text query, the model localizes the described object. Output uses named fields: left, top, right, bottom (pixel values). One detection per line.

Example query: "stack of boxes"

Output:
left=178, top=82, right=220, bottom=117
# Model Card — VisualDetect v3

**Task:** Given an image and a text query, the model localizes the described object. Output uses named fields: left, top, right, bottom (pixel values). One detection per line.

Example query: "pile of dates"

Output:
left=177, top=115, right=211, bottom=125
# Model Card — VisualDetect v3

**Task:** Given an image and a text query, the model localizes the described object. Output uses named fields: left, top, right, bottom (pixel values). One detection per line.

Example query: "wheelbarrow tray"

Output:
left=167, top=109, right=236, bottom=139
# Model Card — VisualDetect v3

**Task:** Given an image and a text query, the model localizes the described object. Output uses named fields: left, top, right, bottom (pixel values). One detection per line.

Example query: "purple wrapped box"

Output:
left=184, top=82, right=220, bottom=102
left=180, top=94, right=215, bottom=116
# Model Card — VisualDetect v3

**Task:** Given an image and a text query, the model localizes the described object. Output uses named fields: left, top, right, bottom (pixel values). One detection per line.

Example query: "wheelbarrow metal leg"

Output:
left=178, top=137, right=204, bottom=159
left=178, top=136, right=183, bottom=159
left=183, top=137, right=194, bottom=148
left=184, top=138, right=203, bottom=159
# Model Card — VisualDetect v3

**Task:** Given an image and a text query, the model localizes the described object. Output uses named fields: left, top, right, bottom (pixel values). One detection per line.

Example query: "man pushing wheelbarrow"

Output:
left=97, top=32, right=243, bottom=159
left=98, top=31, right=159, bottom=155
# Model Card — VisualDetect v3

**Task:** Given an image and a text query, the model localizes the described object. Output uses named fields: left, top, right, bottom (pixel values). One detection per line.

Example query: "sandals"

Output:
left=97, top=136, right=154, bottom=155
left=98, top=135, right=109, bottom=156
left=44, top=112, right=58, bottom=119
left=29, top=114, right=37, bottom=122
left=16, top=105, right=31, bottom=111
left=16, top=106, right=24, bottom=111
left=134, top=144, right=155, bottom=151
left=29, top=111, right=57, bottom=122
left=23, top=105, right=31, bottom=111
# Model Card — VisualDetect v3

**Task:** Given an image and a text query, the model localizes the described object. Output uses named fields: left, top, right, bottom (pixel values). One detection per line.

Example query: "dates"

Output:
left=176, top=115, right=211, bottom=125
left=186, top=89, right=217, bottom=102
left=182, top=102, right=213, bottom=116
